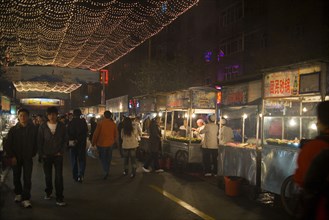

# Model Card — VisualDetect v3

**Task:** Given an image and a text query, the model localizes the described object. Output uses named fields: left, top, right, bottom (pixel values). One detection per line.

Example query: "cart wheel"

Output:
left=174, top=150, right=188, bottom=172
left=280, top=175, right=301, bottom=216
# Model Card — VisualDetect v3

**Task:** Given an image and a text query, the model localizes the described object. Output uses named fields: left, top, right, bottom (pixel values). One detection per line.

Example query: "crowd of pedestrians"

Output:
left=2, top=107, right=153, bottom=209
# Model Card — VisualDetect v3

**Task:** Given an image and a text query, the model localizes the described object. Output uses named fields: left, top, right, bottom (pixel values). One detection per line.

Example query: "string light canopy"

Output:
left=13, top=81, right=82, bottom=93
left=0, top=0, right=199, bottom=70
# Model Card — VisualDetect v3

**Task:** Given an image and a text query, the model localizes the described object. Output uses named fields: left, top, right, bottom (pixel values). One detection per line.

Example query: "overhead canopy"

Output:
left=0, top=0, right=198, bottom=70
left=13, top=81, right=81, bottom=93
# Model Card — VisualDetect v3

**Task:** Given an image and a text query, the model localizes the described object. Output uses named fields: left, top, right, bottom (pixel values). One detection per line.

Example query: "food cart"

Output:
left=217, top=80, right=262, bottom=190
left=162, top=87, right=218, bottom=169
left=261, top=62, right=328, bottom=195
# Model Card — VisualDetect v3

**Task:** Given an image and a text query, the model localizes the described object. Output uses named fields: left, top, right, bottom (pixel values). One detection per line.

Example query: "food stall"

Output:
left=162, top=87, right=218, bottom=169
left=217, top=80, right=262, bottom=188
left=261, top=62, right=328, bottom=195
left=106, top=95, right=128, bottom=121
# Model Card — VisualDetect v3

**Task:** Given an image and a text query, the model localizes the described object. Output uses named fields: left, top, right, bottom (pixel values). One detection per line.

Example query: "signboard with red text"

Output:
left=264, top=71, right=299, bottom=98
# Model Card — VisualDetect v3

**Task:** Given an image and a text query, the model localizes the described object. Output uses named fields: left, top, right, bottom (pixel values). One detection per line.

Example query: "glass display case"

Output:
left=263, top=97, right=319, bottom=148
left=261, top=96, right=321, bottom=194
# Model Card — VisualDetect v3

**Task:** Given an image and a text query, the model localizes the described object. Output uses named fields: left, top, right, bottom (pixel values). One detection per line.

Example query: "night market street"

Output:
left=1, top=148, right=290, bottom=220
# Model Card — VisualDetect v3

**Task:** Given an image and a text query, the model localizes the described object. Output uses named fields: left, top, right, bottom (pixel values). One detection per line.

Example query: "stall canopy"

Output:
left=0, top=0, right=199, bottom=70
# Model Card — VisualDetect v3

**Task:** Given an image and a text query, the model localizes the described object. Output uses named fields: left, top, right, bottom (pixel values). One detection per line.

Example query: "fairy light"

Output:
left=0, top=0, right=199, bottom=70
left=13, top=81, right=81, bottom=93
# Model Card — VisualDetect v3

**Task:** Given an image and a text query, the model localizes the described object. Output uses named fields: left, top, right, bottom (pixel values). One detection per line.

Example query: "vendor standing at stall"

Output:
left=218, top=118, right=234, bottom=145
left=200, top=115, right=218, bottom=177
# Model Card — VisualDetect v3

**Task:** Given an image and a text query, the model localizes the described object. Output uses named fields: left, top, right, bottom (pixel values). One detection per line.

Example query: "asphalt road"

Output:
left=0, top=148, right=291, bottom=220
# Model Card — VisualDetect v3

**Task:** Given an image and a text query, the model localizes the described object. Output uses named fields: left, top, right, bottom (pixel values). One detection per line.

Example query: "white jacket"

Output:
left=200, top=123, right=218, bottom=149
left=121, top=127, right=139, bottom=149
left=218, top=125, right=234, bottom=145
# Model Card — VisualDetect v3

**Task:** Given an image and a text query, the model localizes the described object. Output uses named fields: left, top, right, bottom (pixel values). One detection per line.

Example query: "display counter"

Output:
left=218, top=143, right=257, bottom=185
left=261, top=144, right=299, bottom=194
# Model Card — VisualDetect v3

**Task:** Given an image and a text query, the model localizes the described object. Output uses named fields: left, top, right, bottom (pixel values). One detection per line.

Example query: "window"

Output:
left=219, top=35, right=244, bottom=56
left=220, top=1, right=244, bottom=27
left=224, top=65, right=241, bottom=80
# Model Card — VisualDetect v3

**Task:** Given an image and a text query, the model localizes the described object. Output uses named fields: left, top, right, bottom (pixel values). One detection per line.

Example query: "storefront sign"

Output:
left=264, top=71, right=299, bottom=98
left=222, top=85, right=248, bottom=106
left=191, top=89, right=216, bottom=109
left=166, top=91, right=189, bottom=109
left=20, top=98, right=63, bottom=106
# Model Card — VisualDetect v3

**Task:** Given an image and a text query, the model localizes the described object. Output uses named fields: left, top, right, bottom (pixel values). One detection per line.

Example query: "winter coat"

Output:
left=121, top=127, right=140, bottom=149
left=4, top=122, right=38, bottom=160
left=148, top=120, right=161, bottom=152
left=68, top=117, right=88, bottom=148
left=38, top=121, right=68, bottom=157
left=92, top=118, right=118, bottom=147
left=200, top=123, right=218, bottom=149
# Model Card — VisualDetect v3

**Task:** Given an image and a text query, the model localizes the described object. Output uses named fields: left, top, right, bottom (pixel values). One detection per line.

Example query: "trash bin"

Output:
left=224, top=176, right=242, bottom=197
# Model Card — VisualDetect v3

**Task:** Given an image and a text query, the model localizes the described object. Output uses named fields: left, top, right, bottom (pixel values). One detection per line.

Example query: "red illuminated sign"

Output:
left=100, top=69, right=109, bottom=85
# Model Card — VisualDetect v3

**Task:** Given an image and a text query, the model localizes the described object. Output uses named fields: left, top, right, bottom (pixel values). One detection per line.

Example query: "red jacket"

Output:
left=294, top=134, right=329, bottom=187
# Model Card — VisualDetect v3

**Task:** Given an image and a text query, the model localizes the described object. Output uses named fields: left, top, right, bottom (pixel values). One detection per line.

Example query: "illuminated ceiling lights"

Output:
left=0, top=0, right=199, bottom=70
left=13, top=81, right=81, bottom=93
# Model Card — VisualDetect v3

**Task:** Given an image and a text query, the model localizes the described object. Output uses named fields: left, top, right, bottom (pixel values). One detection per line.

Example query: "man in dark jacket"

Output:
left=38, top=106, right=68, bottom=207
left=68, top=109, right=88, bottom=183
left=4, top=108, right=38, bottom=208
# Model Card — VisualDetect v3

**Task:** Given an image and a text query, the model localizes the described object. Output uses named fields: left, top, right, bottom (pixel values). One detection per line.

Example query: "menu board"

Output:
left=191, top=89, right=217, bottom=109
left=264, top=71, right=299, bottom=98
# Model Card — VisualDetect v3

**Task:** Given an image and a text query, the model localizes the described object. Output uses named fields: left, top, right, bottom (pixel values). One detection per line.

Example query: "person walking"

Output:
left=67, top=109, right=88, bottom=183
left=89, top=117, right=97, bottom=142
left=200, top=114, right=219, bottom=177
left=4, top=108, right=38, bottom=208
left=92, top=111, right=118, bottom=180
left=293, top=101, right=329, bottom=219
left=38, top=106, right=68, bottom=207
left=142, top=116, right=164, bottom=173
left=121, top=117, right=141, bottom=178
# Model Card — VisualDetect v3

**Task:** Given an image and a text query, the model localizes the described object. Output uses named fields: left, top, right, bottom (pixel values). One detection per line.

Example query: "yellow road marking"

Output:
left=149, top=185, right=215, bottom=220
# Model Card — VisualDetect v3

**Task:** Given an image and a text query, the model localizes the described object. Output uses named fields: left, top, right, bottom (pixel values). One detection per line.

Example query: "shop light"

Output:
left=192, top=113, right=196, bottom=118
left=310, top=123, right=317, bottom=130
left=223, top=115, right=228, bottom=119
left=158, top=112, right=163, bottom=117
left=184, top=113, right=188, bottom=118
left=259, top=113, right=262, bottom=117
left=152, top=113, right=157, bottom=118
left=302, top=107, right=308, bottom=112
left=289, top=119, right=297, bottom=127
left=242, top=114, right=248, bottom=119
left=95, top=115, right=101, bottom=119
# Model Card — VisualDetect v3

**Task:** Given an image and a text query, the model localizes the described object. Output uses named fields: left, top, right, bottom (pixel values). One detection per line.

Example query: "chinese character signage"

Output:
left=264, top=71, right=299, bottom=98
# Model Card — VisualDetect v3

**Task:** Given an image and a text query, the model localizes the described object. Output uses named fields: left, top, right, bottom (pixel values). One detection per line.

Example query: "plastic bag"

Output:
left=87, top=144, right=98, bottom=159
